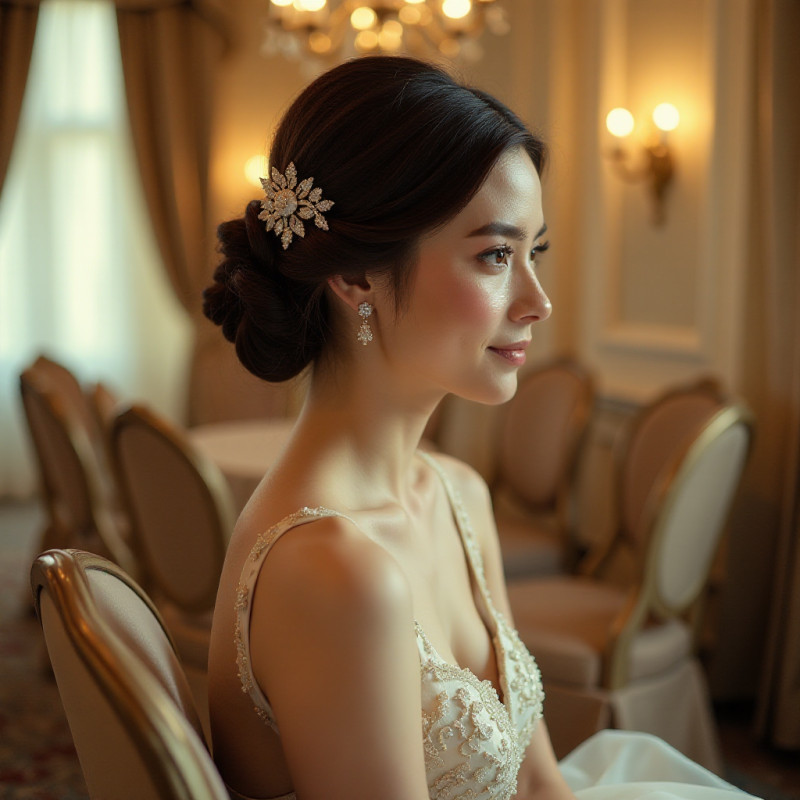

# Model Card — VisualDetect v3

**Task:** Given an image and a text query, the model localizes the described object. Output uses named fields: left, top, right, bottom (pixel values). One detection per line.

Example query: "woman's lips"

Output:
left=488, top=342, right=530, bottom=366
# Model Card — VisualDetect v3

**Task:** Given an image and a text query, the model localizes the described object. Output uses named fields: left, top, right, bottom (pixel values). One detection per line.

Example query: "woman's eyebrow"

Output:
left=467, top=221, right=528, bottom=240
left=467, top=221, right=548, bottom=240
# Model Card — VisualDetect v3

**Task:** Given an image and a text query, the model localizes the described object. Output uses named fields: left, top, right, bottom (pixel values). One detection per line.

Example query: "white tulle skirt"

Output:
left=560, top=730, right=762, bottom=800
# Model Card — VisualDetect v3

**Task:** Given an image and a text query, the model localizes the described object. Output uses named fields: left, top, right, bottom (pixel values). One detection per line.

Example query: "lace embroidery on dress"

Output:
left=414, top=452, right=544, bottom=799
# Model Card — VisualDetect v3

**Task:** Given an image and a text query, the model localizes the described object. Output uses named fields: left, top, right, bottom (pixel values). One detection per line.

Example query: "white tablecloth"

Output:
left=189, top=418, right=296, bottom=512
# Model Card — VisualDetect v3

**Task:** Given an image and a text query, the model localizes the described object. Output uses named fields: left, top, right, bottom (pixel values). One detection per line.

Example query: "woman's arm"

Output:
left=248, top=515, right=431, bottom=800
left=439, top=456, right=577, bottom=800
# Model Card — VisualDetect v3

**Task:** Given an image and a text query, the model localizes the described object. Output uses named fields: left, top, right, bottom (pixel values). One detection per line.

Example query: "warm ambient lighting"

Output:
left=606, top=107, right=635, bottom=139
left=604, top=103, right=679, bottom=225
left=652, top=102, right=680, bottom=132
left=263, top=0, right=509, bottom=62
left=244, top=154, right=268, bottom=189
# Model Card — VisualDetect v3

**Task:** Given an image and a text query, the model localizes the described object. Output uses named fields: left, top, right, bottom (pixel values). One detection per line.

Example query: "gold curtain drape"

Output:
left=115, top=0, right=229, bottom=423
left=748, top=0, right=800, bottom=751
left=0, top=0, right=39, bottom=194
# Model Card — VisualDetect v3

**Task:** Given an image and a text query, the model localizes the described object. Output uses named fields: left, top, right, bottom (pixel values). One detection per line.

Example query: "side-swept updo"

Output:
left=203, top=56, right=546, bottom=383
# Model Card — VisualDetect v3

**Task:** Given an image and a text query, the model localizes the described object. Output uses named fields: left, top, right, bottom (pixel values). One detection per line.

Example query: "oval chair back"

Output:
left=110, top=404, right=235, bottom=615
left=646, top=403, right=754, bottom=616
left=497, top=358, right=594, bottom=510
left=605, top=402, right=755, bottom=688
left=31, top=549, right=227, bottom=800
left=19, top=370, right=136, bottom=575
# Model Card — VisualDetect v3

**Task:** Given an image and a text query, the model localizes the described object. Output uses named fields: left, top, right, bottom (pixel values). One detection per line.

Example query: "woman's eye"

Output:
left=480, top=245, right=513, bottom=267
left=531, top=239, right=550, bottom=260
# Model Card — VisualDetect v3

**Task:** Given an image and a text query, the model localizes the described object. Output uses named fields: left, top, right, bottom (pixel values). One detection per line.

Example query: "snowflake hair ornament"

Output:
left=258, top=162, right=334, bottom=250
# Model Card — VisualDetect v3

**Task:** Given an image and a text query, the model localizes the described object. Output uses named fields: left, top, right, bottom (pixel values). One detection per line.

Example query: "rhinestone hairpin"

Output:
left=258, top=162, right=334, bottom=250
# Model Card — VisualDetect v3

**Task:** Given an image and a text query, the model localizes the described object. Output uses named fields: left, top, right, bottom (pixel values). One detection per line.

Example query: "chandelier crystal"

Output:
left=262, top=0, right=510, bottom=64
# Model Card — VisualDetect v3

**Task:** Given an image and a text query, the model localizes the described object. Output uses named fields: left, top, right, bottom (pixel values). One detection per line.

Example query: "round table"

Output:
left=189, top=418, right=296, bottom=511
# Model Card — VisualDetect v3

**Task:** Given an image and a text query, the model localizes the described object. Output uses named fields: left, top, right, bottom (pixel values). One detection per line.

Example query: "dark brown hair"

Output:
left=203, top=56, right=546, bottom=383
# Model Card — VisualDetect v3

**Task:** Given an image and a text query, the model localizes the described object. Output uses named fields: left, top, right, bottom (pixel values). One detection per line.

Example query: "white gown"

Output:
left=561, top=730, right=760, bottom=799
left=230, top=452, right=762, bottom=800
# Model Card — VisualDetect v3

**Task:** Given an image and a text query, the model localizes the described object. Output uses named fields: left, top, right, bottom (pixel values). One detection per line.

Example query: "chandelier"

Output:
left=262, top=0, right=510, bottom=64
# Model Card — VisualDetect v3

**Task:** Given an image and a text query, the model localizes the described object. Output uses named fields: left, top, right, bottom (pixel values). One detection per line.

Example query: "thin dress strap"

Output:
left=234, top=505, right=354, bottom=733
left=416, top=451, right=498, bottom=622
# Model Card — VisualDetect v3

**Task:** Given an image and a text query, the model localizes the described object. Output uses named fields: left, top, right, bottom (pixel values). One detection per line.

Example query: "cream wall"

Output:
left=206, top=0, right=768, bottom=698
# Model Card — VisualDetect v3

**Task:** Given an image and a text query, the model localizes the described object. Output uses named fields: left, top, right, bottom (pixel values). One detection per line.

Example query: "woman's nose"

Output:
left=510, top=271, right=552, bottom=323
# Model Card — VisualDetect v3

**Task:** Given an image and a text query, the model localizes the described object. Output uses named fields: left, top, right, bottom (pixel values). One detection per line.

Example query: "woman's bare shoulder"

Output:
left=256, top=511, right=413, bottom=626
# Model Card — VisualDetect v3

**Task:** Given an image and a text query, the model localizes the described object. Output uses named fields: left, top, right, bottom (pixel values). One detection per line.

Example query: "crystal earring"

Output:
left=357, top=302, right=374, bottom=346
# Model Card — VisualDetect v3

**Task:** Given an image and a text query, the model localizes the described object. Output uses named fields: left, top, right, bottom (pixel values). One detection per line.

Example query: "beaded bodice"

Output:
left=232, top=452, right=544, bottom=800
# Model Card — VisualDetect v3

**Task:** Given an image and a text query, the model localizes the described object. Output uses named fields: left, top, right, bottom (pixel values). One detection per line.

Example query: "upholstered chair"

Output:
left=507, top=401, right=754, bottom=774
left=491, top=358, right=595, bottom=579
left=31, top=548, right=228, bottom=800
left=110, top=403, right=236, bottom=739
left=19, top=368, right=137, bottom=577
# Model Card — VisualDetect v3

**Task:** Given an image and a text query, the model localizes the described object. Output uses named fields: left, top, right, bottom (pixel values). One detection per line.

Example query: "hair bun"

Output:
left=202, top=201, right=322, bottom=382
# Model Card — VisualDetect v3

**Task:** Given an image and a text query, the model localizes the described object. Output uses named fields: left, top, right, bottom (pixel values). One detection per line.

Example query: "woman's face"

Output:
left=375, top=146, right=551, bottom=406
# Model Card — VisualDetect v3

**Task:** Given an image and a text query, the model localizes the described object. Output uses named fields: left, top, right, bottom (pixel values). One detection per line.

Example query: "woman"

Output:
left=204, top=57, right=758, bottom=800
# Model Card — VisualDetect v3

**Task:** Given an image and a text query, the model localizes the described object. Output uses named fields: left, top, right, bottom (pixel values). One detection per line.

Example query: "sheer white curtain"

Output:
left=0, top=0, right=192, bottom=497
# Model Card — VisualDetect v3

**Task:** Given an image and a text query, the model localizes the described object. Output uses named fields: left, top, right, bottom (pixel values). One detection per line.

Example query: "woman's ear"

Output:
left=327, top=275, right=372, bottom=312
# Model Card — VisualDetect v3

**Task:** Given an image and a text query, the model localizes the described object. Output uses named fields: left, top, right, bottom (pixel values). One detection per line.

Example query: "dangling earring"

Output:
left=357, top=302, right=374, bottom=346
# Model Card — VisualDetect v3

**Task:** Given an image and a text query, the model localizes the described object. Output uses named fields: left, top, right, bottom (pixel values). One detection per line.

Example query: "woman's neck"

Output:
left=286, top=362, right=442, bottom=508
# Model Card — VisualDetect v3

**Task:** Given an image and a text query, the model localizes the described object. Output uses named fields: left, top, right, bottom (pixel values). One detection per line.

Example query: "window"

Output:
left=0, top=0, right=191, bottom=496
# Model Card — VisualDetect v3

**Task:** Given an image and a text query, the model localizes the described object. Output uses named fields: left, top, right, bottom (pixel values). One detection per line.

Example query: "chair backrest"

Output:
left=31, top=549, right=228, bottom=800
left=496, top=357, right=594, bottom=509
left=618, top=377, right=726, bottom=551
left=30, top=355, right=106, bottom=452
left=604, top=402, right=754, bottom=688
left=20, top=369, right=95, bottom=542
left=644, top=403, right=754, bottom=615
left=110, top=404, right=235, bottom=613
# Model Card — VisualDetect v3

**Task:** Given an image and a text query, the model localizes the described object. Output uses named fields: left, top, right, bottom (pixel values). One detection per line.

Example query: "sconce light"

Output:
left=245, top=154, right=269, bottom=188
left=605, top=103, right=679, bottom=225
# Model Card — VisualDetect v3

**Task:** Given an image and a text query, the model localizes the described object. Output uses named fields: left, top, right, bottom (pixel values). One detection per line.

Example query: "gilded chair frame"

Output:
left=31, top=549, right=225, bottom=800
left=600, top=403, right=754, bottom=689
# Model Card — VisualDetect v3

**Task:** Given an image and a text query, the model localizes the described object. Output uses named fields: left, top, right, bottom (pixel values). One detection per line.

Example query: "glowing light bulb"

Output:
left=294, top=0, right=326, bottom=10
left=399, top=5, right=421, bottom=24
left=244, top=155, right=268, bottom=189
left=378, top=20, right=404, bottom=51
left=271, top=0, right=293, bottom=7
left=442, top=0, right=471, bottom=20
left=355, top=29, right=379, bottom=51
left=606, top=107, right=635, bottom=138
left=350, top=6, right=377, bottom=29
left=308, top=31, right=332, bottom=53
left=652, top=103, right=680, bottom=132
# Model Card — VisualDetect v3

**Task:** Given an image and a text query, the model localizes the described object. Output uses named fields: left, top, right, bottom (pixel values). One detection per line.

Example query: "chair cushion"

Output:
left=507, top=578, right=692, bottom=689
left=494, top=491, right=565, bottom=580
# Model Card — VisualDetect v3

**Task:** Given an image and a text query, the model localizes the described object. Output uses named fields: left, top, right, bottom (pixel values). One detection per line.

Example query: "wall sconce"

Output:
left=605, top=103, right=679, bottom=225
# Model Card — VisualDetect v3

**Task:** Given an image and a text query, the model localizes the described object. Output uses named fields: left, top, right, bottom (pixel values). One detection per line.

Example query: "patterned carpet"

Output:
left=0, top=502, right=86, bottom=800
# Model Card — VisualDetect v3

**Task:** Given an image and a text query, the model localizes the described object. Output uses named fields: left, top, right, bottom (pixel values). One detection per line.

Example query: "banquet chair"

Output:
left=491, top=357, right=595, bottom=579
left=28, top=356, right=122, bottom=506
left=507, top=402, right=754, bottom=773
left=110, top=403, right=237, bottom=738
left=19, top=368, right=138, bottom=577
left=582, top=376, right=727, bottom=585
left=31, top=549, right=228, bottom=800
